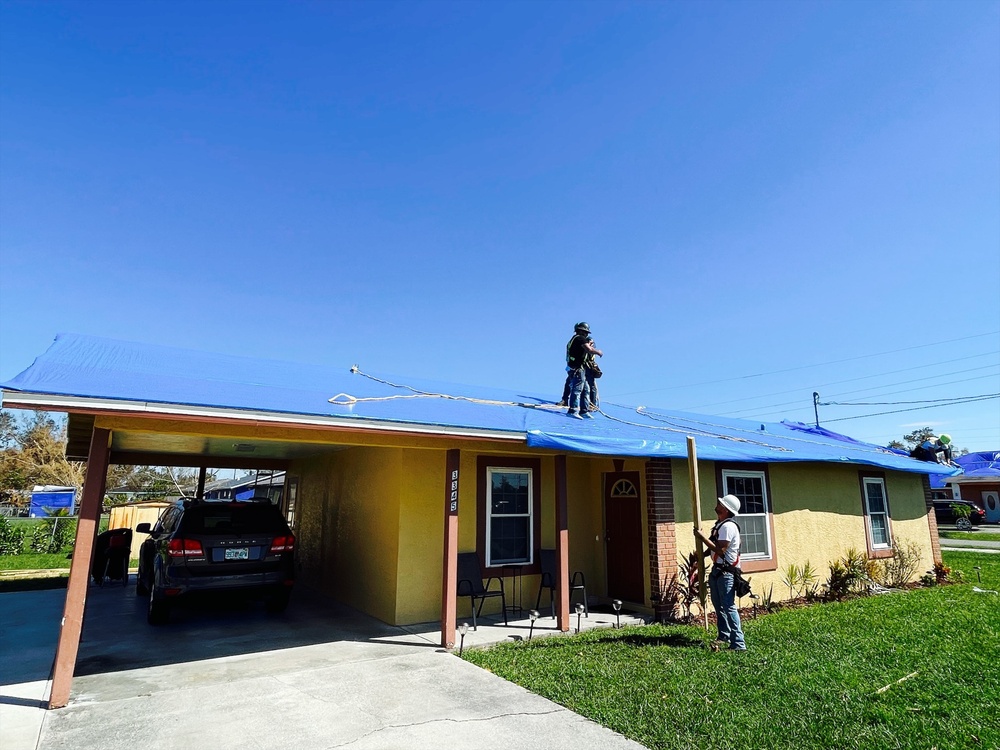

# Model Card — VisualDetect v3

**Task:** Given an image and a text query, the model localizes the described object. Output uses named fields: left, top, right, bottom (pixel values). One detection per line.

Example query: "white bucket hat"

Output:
left=718, top=494, right=741, bottom=516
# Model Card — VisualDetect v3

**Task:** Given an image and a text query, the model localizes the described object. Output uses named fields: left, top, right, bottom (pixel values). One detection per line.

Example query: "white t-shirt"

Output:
left=712, top=519, right=741, bottom=566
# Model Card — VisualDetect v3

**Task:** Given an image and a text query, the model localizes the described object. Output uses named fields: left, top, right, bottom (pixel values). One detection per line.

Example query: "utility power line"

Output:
left=607, top=330, right=999, bottom=398
left=823, top=394, right=999, bottom=423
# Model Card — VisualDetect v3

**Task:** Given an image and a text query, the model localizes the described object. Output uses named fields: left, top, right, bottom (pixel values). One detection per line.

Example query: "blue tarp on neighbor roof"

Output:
left=929, top=451, right=1000, bottom=488
left=1, top=333, right=957, bottom=477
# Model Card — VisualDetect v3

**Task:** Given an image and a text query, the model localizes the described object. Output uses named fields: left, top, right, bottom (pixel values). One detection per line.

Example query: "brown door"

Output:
left=604, top=472, right=644, bottom=604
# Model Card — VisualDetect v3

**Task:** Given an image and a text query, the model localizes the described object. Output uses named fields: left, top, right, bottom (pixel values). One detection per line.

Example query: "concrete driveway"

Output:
left=1, top=582, right=648, bottom=750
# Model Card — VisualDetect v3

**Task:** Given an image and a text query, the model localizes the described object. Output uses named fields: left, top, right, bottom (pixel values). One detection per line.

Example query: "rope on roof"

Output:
left=330, top=367, right=564, bottom=410
left=597, top=406, right=793, bottom=452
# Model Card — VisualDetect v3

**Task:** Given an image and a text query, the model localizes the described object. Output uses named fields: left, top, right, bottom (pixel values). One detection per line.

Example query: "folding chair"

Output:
left=535, top=548, right=588, bottom=619
left=456, top=552, right=507, bottom=630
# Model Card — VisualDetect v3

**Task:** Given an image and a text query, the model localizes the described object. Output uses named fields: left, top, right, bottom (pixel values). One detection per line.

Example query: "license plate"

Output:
left=224, top=547, right=249, bottom=561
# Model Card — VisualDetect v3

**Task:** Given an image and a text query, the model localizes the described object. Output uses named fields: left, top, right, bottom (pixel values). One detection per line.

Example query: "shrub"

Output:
left=27, top=516, right=77, bottom=554
left=878, top=538, right=923, bottom=588
left=655, top=573, right=684, bottom=623
left=0, top=516, right=26, bottom=555
left=824, top=549, right=871, bottom=601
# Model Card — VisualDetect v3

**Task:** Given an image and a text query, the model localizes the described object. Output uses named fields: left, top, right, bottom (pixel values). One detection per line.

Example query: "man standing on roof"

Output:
left=562, top=322, right=603, bottom=419
left=694, top=494, right=747, bottom=651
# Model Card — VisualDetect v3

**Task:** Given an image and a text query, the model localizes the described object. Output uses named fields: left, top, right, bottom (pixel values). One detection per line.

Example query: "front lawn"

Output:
left=463, top=550, right=999, bottom=750
left=940, top=529, right=1000, bottom=543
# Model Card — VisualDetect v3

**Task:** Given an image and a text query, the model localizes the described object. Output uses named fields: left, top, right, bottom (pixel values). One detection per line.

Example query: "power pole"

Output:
left=813, top=392, right=820, bottom=427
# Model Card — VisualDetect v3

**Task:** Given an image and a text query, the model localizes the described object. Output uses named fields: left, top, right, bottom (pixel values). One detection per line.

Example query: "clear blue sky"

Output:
left=1, top=0, right=998, bottom=449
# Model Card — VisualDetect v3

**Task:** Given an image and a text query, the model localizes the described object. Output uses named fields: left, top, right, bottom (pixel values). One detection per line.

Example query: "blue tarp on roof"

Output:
left=1, top=333, right=957, bottom=477
left=929, top=451, right=1000, bottom=488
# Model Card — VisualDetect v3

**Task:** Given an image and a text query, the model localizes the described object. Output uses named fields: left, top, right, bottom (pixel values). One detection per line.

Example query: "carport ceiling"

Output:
left=67, top=413, right=346, bottom=465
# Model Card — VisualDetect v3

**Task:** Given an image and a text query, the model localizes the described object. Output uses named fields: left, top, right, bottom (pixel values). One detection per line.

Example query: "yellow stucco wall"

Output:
left=671, top=459, right=934, bottom=603
left=293, top=447, right=403, bottom=624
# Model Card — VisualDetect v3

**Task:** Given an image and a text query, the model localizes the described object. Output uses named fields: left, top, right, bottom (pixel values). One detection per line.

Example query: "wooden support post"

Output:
left=555, top=454, right=570, bottom=632
left=440, top=449, right=460, bottom=648
left=49, top=427, right=111, bottom=709
left=687, top=436, right=708, bottom=630
left=196, top=467, right=207, bottom=499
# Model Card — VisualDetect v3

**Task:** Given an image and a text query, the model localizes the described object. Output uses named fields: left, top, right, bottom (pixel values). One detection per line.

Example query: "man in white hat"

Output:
left=694, top=494, right=747, bottom=651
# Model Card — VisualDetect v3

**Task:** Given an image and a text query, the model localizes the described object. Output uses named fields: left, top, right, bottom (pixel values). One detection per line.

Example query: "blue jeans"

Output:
left=709, top=567, right=746, bottom=650
left=567, top=367, right=589, bottom=413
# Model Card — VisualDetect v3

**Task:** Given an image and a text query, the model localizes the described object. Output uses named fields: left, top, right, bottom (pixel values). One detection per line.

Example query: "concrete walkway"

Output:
left=1, top=582, right=649, bottom=750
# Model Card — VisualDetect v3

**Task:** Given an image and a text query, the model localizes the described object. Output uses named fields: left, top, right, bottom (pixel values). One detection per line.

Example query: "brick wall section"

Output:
left=645, top=458, right=677, bottom=621
left=922, top=474, right=942, bottom=565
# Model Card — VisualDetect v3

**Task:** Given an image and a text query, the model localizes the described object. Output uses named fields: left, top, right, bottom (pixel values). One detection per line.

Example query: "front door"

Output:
left=983, top=491, right=1000, bottom=523
left=604, top=472, right=644, bottom=604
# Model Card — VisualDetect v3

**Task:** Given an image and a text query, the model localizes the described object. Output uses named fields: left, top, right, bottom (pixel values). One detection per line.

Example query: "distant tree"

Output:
left=0, top=410, right=85, bottom=506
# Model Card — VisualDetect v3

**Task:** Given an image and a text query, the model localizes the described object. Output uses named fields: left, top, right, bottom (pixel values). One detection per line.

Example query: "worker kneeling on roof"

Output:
left=910, top=434, right=954, bottom=465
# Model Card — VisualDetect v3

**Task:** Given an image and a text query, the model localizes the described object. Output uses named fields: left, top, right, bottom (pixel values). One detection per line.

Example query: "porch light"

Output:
left=458, top=622, right=469, bottom=656
left=528, top=610, right=539, bottom=641
left=575, top=603, right=585, bottom=634
left=612, top=599, right=622, bottom=629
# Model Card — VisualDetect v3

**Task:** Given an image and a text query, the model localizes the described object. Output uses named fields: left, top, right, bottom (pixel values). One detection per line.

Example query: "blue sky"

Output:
left=1, top=0, right=998, bottom=449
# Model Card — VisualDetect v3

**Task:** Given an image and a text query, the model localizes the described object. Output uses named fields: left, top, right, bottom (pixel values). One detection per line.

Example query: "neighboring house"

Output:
left=203, top=471, right=285, bottom=504
left=942, top=451, right=1000, bottom=524
left=1, top=334, right=956, bottom=706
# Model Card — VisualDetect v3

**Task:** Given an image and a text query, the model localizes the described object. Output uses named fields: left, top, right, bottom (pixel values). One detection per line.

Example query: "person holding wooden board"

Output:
left=694, top=494, right=747, bottom=651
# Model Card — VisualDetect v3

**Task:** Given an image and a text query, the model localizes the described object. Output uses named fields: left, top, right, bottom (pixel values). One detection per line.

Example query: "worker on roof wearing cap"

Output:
left=560, top=322, right=603, bottom=419
left=910, top=434, right=954, bottom=465
left=694, top=494, right=747, bottom=651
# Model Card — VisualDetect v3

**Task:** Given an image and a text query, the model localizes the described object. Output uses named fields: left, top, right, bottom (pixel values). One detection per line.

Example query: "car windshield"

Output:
left=180, top=505, right=287, bottom=535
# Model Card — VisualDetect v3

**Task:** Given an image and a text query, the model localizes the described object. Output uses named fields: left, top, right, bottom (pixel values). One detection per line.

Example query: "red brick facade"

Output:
left=645, top=457, right=678, bottom=621
left=922, top=474, right=942, bottom=565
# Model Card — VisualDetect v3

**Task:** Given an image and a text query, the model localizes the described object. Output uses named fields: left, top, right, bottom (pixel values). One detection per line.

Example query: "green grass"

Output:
left=0, top=552, right=73, bottom=570
left=940, top=530, right=1000, bottom=543
left=464, top=550, right=999, bottom=750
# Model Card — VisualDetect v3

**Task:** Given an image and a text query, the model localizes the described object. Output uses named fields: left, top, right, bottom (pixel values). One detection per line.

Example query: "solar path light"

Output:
left=612, top=599, right=622, bottom=629
left=458, top=622, right=469, bottom=656
left=528, top=610, right=539, bottom=641
left=575, top=603, right=585, bottom=634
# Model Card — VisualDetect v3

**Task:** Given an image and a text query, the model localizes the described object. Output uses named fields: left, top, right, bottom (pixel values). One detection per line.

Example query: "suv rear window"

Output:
left=179, top=505, right=288, bottom=535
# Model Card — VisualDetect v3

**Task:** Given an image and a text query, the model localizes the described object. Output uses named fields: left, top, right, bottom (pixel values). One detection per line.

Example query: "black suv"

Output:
left=932, top=499, right=986, bottom=528
left=136, top=500, right=295, bottom=625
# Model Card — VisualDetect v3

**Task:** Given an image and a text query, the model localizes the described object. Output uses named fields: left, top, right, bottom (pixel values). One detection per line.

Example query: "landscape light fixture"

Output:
left=749, top=593, right=761, bottom=619
left=528, top=610, right=539, bottom=641
left=575, top=603, right=585, bottom=634
left=612, top=599, right=622, bottom=629
left=458, top=622, right=469, bottom=656
left=974, top=566, right=982, bottom=584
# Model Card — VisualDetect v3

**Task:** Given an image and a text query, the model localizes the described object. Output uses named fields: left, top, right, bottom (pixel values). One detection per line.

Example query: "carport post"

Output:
left=441, top=449, right=460, bottom=648
left=555, top=455, right=570, bottom=632
left=49, top=427, right=111, bottom=709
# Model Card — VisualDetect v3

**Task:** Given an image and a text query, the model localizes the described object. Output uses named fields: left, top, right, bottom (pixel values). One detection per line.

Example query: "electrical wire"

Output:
left=823, top=395, right=1000, bottom=423
left=607, top=330, right=1000, bottom=398
left=820, top=392, right=999, bottom=406
left=677, top=350, right=999, bottom=411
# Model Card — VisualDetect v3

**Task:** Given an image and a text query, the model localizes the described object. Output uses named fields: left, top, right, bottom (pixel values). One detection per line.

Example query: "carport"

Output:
left=3, top=397, right=578, bottom=710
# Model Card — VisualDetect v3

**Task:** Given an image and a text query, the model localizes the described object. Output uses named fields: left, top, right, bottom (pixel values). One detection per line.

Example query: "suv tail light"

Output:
left=167, top=538, right=204, bottom=559
left=269, top=535, right=295, bottom=554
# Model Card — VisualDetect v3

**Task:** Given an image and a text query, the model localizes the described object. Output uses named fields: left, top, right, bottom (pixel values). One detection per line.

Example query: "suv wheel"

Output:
left=956, top=517, right=972, bottom=531
left=147, top=588, right=169, bottom=626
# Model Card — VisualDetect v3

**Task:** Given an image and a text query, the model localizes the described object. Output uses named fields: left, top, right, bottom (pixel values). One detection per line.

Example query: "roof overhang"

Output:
left=4, top=390, right=525, bottom=466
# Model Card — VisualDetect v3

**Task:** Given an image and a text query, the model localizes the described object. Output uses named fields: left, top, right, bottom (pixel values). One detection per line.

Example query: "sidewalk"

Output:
left=1, top=582, right=649, bottom=750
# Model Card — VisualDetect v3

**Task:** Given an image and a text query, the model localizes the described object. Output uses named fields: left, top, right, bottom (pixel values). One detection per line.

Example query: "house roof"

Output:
left=935, top=450, right=1000, bottom=486
left=1, top=333, right=956, bottom=477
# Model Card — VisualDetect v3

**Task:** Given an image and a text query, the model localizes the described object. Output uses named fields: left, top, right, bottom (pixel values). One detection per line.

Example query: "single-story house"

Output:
left=1, top=333, right=956, bottom=708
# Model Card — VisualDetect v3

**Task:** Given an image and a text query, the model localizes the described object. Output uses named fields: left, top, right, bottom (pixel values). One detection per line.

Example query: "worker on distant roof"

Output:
left=910, top=434, right=954, bottom=464
left=561, top=322, right=603, bottom=420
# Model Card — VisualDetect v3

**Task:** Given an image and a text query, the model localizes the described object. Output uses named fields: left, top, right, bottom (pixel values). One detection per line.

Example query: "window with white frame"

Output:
left=862, top=476, right=891, bottom=548
left=486, top=467, right=533, bottom=566
left=721, top=469, right=771, bottom=559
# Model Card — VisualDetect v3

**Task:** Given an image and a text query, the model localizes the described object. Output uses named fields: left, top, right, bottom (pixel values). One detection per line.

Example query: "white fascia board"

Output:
left=1, top=391, right=525, bottom=442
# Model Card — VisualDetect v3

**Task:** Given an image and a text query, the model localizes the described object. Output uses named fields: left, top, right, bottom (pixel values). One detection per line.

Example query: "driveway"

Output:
left=1, top=583, right=648, bottom=750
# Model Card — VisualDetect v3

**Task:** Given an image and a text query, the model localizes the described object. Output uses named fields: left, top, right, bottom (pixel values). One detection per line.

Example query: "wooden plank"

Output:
left=440, top=449, right=460, bottom=648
